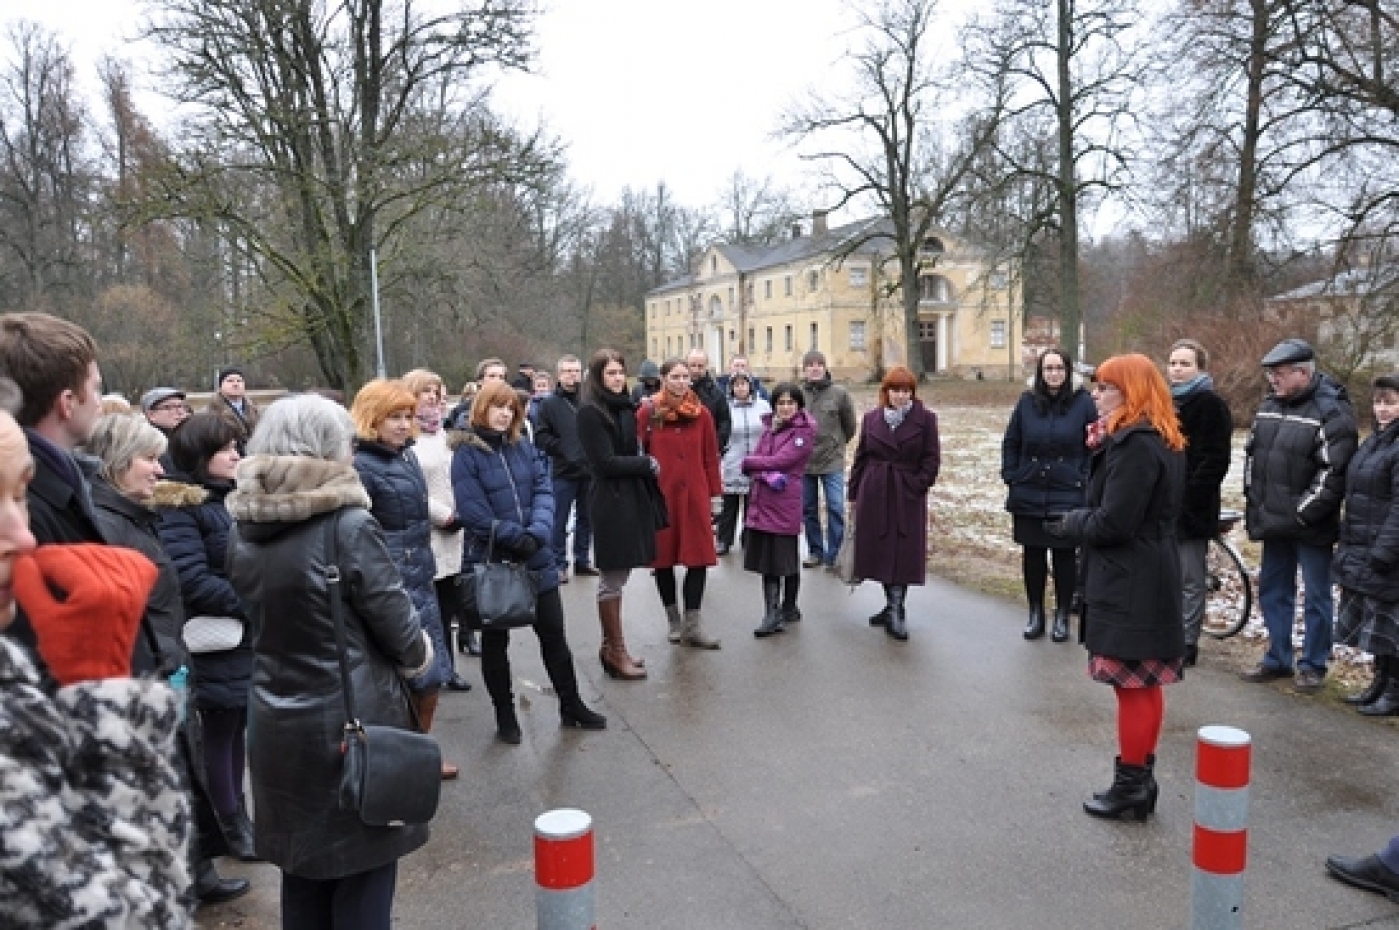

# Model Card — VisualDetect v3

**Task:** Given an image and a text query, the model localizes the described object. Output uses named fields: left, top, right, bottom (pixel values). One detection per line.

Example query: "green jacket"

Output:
left=801, top=377, right=857, bottom=475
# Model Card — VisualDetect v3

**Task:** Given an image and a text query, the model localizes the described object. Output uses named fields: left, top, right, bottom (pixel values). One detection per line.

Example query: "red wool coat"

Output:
left=639, top=403, right=723, bottom=569
left=848, top=401, right=942, bottom=585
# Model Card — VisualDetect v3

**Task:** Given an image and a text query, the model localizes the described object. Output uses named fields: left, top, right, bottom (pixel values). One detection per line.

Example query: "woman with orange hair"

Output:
left=1046, top=353, right=1187, bottom=820
left=848, top=366, right=942, bottom=641
left=350, top=379, right=459, bottom=779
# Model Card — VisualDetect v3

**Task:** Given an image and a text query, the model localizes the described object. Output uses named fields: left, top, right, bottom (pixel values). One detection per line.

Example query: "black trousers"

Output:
left=281, top=861, right=397, bottom=930
left=716, top=493, right=749, bottom=548
left=480, top=586, right=579, bottom=708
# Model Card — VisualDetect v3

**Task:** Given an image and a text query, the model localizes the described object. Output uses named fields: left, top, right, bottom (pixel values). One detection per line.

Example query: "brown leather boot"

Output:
left=412, top=690, right=459, bottom=780
left=599, top=598, right=647, bottom=680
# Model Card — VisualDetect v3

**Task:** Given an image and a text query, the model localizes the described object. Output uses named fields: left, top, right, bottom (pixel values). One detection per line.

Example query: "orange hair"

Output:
left=349, top=378, right=419, bottom=441
left=469, top=379, right=526, bottom=442
left=878, top=366, right=918, bottom=407
left=1094, top=354, right=1185, bottom=452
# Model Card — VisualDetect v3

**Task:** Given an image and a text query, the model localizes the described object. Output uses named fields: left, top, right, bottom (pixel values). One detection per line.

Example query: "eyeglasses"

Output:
left=150, top=402, right=188, bottom=413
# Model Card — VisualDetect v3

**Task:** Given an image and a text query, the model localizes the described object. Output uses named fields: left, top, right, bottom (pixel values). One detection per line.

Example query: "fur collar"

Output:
left=446, top=429, right=499, bottom=453
left=225, top=456, right=369, bottom=523
left=149, top=480, right=208, bottom=510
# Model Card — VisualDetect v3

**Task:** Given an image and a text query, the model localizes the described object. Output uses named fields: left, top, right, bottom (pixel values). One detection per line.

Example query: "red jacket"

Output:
left=639, top=403, right=722, bottom=568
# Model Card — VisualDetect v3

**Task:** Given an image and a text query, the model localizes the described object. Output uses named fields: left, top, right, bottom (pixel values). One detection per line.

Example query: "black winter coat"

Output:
left=353, top=440, right=449, bottom=690
left=1061, top=423, right=1186, bottom=661
left=578, top=392, right=661, bottom=571
left=1000, top=389, right=1097, bottom=518
left=533, top=387, right=589, bottom=480
left=224, top=457, right=429, bottom=880
left=156, top=478, right=254, bottom=711
left=91, top=479, right=189, bottom=676
left=1244, top=373, right=1357, bottom=546
left=693, top=374, right=732, bottom=451
left=1333, top=421, right=1399, bottom=601
left=1174, top=385, right=1234, bottom=540
left=449, top=428, right=560, bottom=591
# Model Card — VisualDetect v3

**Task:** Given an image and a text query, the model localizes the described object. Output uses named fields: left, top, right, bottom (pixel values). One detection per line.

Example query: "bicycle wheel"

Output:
left=1202, top=536, right=1253, bottom=639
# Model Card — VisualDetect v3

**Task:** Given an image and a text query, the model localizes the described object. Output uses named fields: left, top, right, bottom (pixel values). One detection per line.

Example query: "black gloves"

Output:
left=510, top=534, right=540, bottom=560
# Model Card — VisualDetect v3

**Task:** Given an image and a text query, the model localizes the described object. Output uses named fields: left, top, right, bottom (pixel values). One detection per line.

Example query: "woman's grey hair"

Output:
left=0, top=377, right=19, bottom=417
left=247, top=393, right=356, bottom=461
left=85, top=413, right=168, bottom=486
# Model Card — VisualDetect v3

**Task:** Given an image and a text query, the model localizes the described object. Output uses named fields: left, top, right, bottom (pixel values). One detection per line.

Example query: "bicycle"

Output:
left=1202, top=507, right=1254, bottom=639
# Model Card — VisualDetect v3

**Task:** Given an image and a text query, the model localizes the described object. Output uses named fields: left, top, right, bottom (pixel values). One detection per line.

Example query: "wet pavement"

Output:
left=200, top=557, right=1399, bottom=929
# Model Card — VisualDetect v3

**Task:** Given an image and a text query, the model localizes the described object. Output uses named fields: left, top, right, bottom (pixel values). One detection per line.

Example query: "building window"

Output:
left=728, top=286, right=734, bottom=308
left=919, top=274, right=952, bottom=303
left=918, top=321, right=937, bottom=340
left=748, top=327, right=755, bottom=351
left=785, top=325, right=793, bottom=351
left=808, top=270, right=819, bottom=291
left=990, top=320, right=1006, bottom=348
left=849, top=266, right=868, bottom=287
left=711, top=255, right=717, bottom=273
left=849, top=321, right=867, bottom=351
left=729, top=329, right=736, bottom=343
left=764, top=280, right=772, bottom=300
left=765, top=327, right=773, bottom=354
left=666, top=336, right=672, bottom=355
left=809, top=322, right=818, bottom=351
left=784, top=275, right=793, bottom=297
left=652, top=338, right=658, bottom=356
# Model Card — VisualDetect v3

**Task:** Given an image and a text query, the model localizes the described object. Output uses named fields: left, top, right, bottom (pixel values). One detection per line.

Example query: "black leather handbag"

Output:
left=456, top=520, right=539, bottom=631
left=323, top=513, right=441, bottom=827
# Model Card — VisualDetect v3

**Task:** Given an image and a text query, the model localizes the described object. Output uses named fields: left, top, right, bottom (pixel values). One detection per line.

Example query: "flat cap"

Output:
left=140, top=387, right=185, bottom=411
left=1261, top=338, right=1315, bottom=367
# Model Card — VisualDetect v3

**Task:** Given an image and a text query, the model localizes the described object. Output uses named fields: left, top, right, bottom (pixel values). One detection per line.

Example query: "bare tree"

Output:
left=782, top=0, right=1001, bottom=379
left=144, top=0, right=550, bottom=390
left=713, top=170, right=805, bottom=246
left=963, top=0, right=1146, bottom=355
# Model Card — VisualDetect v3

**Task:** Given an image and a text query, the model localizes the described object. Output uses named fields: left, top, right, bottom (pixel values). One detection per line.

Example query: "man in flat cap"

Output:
left=1241, top=338, right=1357, bottom=693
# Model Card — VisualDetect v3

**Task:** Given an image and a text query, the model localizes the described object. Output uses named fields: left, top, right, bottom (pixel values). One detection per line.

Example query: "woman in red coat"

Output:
left=639, top=359, right=724, bottom=649
left=848, top=366, right=942, bottom=640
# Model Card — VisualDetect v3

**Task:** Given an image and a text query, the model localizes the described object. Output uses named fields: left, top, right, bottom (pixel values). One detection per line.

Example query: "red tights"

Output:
left=1114, top=685, right=1163, bottom=766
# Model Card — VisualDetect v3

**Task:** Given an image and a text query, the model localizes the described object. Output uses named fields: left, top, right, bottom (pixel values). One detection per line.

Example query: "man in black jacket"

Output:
left=686, top=349, right=732, bottom=452
left=533, top=354, right=597, bottom=581
left=1241, top=338, right=1357, bottom=694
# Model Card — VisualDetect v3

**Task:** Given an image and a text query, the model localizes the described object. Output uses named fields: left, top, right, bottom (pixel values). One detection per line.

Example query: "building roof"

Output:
left=647, top=215, right=905, bottom=297
left=1268, top=265, right=1399, bottom=301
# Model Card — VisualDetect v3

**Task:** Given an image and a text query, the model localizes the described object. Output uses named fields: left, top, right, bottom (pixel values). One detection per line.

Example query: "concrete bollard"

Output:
left=1191, top=725, right=1251, bottom=929
left=534, top=808, right=595, bottom=930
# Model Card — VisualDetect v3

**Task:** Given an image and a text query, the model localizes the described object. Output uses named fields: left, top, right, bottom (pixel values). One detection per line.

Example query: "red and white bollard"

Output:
left=534, top=808, right=595, bottom=930
left=1191, top=725, right=1251, bottom=929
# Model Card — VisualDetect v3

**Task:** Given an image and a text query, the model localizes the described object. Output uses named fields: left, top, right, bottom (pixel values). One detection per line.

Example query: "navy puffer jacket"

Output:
left=449, top=428, right=559, bottom=592
left=155, top=477, right=253, bottom=710
left=352, top=439, right=449, bottom=690
left=1001, top=388, right=1098, bottom=518
left=1334, top=421, right=1399, bottom=600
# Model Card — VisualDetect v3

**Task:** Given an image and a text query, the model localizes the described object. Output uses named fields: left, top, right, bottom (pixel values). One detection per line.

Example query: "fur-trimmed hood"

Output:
left=445, top=428, right=512, bottom=454
left=149, top=479, right=209, bottom=510
left=226, top=456, right=370, bottom=523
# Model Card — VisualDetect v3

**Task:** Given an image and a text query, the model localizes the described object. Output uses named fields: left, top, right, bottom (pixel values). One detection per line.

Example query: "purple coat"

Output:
left=849, top=401, right=941, bottom=585
left=742, top=410, right=816, bottom=536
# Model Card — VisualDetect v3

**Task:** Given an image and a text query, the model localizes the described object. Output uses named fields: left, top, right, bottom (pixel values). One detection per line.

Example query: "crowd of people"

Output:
left=4, top=306, right=1399, bottom=922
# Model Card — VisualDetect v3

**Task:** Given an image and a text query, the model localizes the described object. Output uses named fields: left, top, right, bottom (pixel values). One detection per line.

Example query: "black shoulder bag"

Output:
left=323, top=512, right=442, bottom=827
left=455, top=519, right=539, bottom=630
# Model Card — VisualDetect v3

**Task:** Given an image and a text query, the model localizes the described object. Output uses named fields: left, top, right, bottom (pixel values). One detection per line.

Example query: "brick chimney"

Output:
left=812, top=210, right=829, bottom=236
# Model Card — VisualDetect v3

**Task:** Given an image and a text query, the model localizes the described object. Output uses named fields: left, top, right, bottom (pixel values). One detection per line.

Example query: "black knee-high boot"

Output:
left=886, top=585, right=909, bottom=640
left=755, top=576, right=785, bottom=637
left=781, top=574, right=801, bottom=623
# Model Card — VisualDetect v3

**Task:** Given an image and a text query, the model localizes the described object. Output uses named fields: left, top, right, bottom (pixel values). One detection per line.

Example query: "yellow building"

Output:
left=644, top=212, right=1023, bottom=382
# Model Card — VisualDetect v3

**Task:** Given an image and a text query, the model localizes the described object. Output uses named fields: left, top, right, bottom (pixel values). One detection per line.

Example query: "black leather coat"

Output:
left=227, top=480, right=429, bottom=881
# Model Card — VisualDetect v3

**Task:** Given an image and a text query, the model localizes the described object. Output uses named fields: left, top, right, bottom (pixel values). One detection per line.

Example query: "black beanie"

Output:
left=217, top=366, right=245, bottom=389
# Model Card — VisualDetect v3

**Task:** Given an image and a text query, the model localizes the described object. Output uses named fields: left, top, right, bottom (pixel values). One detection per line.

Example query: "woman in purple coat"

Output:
left=741, top=383, right=816, bottom=637
left=849, top=366, right=942, bottom=641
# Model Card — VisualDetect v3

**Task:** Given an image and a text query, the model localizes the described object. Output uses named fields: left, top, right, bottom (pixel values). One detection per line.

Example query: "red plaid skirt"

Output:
left=1088, top=656, right=1184, bottom=688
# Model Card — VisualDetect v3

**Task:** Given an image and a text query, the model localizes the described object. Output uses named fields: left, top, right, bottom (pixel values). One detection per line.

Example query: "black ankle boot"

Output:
left=868, top=607, right=891, bottom=627
left=195, top=858, right=251, bottom=905
left=886, top=586, right=908, bottom=640
left=1347, top=656, right=1390, bottom=706
left=495, top=704, right=522, bottom=745
left=1050, top=604, right=1070, bottom=642
left=1083, top=757, right=1156, bottom=820
left=1360, top=675, right=1399, bottom=717
left=560, top=698, right=607, bottom=730
left=1095, top=753, right=1157, bottom=806
left=215, top=803, right=261, bottom=862
left=1023, top=603, right=1046, bottom=640
left=755, top=578, right=785, bottom=637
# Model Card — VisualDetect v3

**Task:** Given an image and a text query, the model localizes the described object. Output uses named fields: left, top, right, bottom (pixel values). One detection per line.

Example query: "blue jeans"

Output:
left=550, top=475, right=593, bottom=571
left=802, top=472, right=846, bottom=564
left=1258, top=539, right=1334, bottom=675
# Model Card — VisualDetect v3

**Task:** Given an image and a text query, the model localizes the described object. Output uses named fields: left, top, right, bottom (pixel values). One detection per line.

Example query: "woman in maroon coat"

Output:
left=639, top=358, right=724, bottom=649
left=741, top=383, right=816, bottom=637
left=849, top=366, right=942, bottom=640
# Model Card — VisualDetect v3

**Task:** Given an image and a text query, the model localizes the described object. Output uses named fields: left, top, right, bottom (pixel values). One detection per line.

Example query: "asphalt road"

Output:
left=199, top=556, right=1399, bottom=929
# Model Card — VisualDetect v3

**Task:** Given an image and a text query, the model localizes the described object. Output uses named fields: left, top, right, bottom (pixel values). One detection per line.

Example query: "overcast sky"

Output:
left=3, top=0, right=887, bottom=212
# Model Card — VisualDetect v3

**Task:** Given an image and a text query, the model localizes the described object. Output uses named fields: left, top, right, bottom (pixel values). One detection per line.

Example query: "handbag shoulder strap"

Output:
left=322, top=510, right=360, bottom=728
